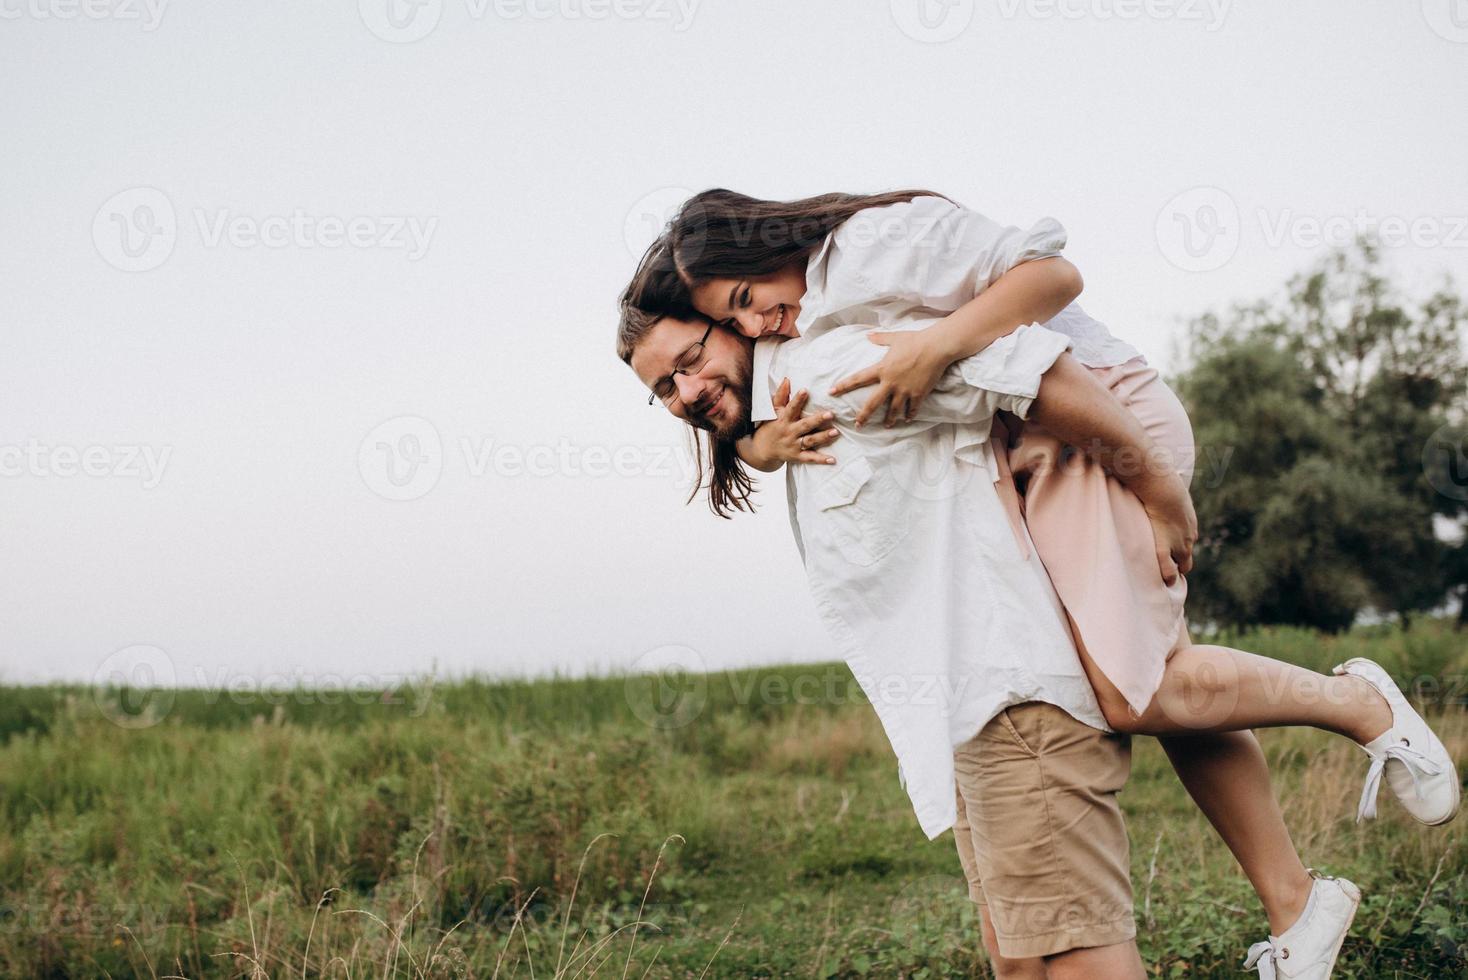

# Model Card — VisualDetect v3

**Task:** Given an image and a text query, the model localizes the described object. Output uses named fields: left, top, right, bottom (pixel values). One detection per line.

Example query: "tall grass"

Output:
left=1, top=622, right=1465, bottom=978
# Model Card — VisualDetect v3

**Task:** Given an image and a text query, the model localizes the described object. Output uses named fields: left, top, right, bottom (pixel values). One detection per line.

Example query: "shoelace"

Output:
left=1355, top=740, right=1444, bottom=822
left=1243, top=940, right=1276, bottom=979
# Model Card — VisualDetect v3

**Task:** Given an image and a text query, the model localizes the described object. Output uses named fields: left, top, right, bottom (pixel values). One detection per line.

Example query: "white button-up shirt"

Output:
left=753, top=323, right=1110, bottom=840
left=793, top=194, right=1141, bottom=368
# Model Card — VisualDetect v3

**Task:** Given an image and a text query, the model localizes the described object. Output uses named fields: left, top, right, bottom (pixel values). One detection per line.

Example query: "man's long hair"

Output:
left=617, top=238, right=754, bottom=519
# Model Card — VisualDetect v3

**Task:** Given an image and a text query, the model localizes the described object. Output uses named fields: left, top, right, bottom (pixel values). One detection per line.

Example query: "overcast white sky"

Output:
left=2, top=0, right=1466, bottom=688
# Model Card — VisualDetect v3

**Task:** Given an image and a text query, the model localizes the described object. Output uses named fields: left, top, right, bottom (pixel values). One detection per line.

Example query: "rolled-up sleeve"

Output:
left=948, top=323, right=1073, bottom=420
left=827, top=197, right=1068, bottom=315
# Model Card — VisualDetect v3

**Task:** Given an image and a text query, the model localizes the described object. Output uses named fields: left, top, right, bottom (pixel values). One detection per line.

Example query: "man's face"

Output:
left=630, top=317, right=754, bottom=440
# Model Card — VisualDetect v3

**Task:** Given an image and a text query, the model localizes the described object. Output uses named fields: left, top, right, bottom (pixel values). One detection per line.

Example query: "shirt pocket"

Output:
left=809, top=455, right=906, bottom=567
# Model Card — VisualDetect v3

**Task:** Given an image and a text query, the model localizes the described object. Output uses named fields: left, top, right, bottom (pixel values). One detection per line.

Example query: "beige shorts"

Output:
left=952, top=701, right=1136, bottom=960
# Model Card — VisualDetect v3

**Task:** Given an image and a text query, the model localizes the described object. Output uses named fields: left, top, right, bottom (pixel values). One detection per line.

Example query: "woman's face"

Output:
left=689, top=263, right=807, bottom=340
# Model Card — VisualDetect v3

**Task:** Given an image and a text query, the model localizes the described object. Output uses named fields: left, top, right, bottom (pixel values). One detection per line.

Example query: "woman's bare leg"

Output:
left=1071, top=624, right=1337, bottom=935
left=1073, top=627, right=1393, bottom=744
left=1158, top=730, right=1313, bottom=934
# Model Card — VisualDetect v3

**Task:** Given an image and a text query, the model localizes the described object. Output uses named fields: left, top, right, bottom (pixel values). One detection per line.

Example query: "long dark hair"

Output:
left=617, top=238, right=755, bottom=519
left=668, top=188, right=949, bottom=285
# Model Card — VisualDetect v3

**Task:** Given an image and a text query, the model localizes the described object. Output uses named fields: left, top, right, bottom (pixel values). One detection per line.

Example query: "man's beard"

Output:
left=689, top=359, right=754, bottom=443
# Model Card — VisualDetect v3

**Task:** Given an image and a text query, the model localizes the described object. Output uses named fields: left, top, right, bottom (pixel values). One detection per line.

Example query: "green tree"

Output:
left=1174, top=243, right=1467, bottom=631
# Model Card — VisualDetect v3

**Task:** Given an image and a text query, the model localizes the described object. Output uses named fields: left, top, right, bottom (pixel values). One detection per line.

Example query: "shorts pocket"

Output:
left=997, top=706, right=1040, bottom=757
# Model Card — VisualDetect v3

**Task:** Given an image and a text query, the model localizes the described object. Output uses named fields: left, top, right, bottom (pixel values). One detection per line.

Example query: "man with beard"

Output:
left=616, top=254, right=1179, bottom=979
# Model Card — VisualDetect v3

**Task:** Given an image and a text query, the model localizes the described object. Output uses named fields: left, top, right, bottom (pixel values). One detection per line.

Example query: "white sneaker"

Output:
left=1242, top=872, right=1361, bottom=979
left=1333, top=657, right=1461, bottom=825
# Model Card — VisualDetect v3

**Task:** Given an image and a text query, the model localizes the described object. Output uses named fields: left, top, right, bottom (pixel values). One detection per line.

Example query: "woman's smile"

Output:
left=765, top=304, right=786, bottom=337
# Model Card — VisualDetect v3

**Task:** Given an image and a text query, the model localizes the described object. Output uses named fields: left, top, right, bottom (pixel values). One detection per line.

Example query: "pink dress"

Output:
left=1006, top=357, right=1196, bottom=716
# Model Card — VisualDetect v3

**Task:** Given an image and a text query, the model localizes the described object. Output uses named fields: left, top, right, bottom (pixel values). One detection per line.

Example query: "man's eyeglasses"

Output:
left=647, top=322, right=716, bottom=406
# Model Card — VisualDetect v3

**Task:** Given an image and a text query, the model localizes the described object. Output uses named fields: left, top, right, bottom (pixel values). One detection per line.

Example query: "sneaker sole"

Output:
left=1389, top=707, right=1460, bottom=827
left=1320, top=882, right=1361, bottom=978
left=1420, top=767, right=1461, bottom=827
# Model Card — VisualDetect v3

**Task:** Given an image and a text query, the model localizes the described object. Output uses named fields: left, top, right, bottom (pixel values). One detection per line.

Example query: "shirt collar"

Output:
left=791, top=231, right=836, bottom=338
left=750, top=336, right=786, bottom=423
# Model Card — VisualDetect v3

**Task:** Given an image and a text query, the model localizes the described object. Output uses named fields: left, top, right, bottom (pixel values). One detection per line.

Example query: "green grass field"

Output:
left=2, top=624, right=1466, bottom=979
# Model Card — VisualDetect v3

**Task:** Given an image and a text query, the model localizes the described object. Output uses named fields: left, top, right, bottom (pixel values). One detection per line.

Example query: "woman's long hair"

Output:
left=618, top=238, right=755, bottom=519
left=622, top=188, right=950, bottom=517
left=668, top=188, right=948, bottom=286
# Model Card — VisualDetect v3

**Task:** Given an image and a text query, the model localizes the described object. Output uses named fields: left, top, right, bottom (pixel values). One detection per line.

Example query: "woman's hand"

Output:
left=1138, top=473, right=1198, bottom=585
left=748, top=378, right=840, bottom=469
left=828, top=328, right=951, bottom=428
